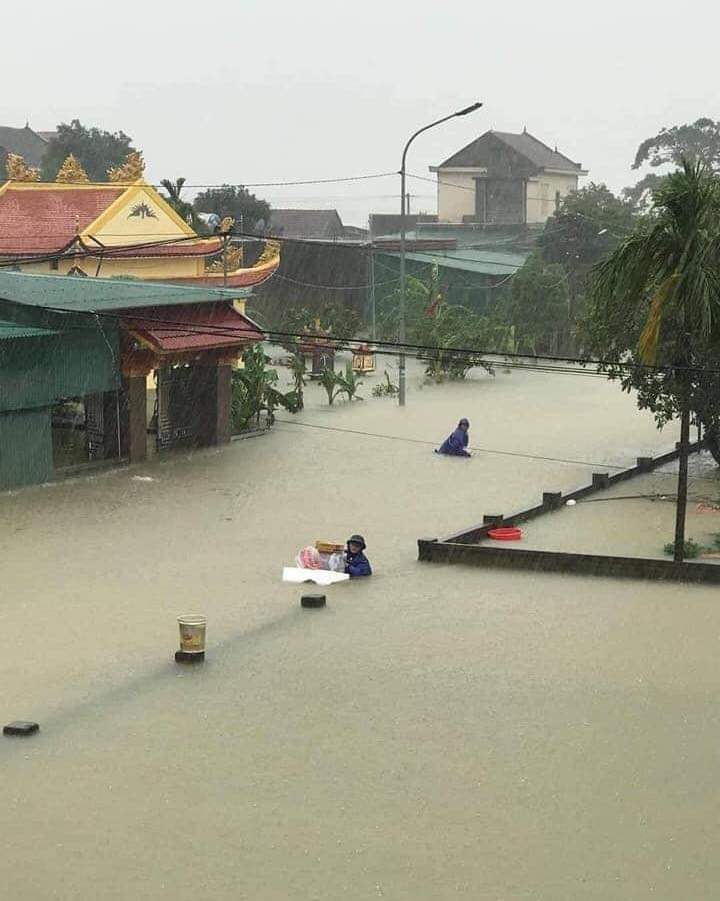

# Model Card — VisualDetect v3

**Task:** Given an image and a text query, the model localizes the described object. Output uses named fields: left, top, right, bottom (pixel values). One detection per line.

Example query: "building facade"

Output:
left=0, top=179, right=280, bottom=289
left=431, top=129, right=587, bottom=226
left=0, top=272, right=265, bottom=490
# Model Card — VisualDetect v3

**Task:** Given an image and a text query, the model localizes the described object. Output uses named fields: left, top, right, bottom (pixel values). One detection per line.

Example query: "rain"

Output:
left=2, top=4, right=720, bottom=899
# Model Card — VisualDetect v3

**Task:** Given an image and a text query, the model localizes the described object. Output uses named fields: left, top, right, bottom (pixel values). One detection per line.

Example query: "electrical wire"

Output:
left=20, top=172, right=399, bottom=190
left=11, top=297, right=720, bottom=377
left=272, top=418, right=628, bottom=470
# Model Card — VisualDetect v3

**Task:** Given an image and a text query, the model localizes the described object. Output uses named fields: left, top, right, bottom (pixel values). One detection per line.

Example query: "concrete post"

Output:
left=215, top=363, right=232, bottom=445
left=121, top=376, right=147, bottom=463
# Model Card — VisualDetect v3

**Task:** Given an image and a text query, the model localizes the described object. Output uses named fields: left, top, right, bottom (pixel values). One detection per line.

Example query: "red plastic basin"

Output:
left=487, top=527, right=523, bottom=541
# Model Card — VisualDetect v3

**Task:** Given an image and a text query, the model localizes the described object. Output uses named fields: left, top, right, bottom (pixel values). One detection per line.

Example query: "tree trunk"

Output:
left=673, top=405, right=691, bottom=562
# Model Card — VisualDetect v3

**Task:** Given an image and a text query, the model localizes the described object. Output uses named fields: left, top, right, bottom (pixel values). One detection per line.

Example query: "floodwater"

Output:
left=2, top=357, right=719, bottom=900
left=482, top=457, right=720, bottom=561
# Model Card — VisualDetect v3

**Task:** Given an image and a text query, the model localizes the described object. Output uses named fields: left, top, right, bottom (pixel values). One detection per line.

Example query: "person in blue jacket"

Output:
left=345, top=534, right=372, bottom=577
left=436, top=418, right=471, bottom=457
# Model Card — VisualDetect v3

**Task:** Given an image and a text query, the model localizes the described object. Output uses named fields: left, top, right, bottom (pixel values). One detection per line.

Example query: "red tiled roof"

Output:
left=124, top=302, right=264, bottom=353
left=0, top=185, right=125, bottom=253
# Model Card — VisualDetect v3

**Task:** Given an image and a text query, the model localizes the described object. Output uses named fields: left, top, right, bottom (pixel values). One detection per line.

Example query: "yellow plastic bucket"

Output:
left=177, top=615, right=207, bottom=654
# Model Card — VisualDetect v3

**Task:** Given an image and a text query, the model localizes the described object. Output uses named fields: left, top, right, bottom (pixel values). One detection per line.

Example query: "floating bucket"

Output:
left=488, top=527, right=523, bottom=541
left=177, top=615, right=207, bottom=654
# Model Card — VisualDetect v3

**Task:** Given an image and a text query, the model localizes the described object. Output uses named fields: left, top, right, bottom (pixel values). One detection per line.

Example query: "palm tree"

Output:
left=159, top=178, right=204, bottom=230
left=591, top=160, right=720, bottom=561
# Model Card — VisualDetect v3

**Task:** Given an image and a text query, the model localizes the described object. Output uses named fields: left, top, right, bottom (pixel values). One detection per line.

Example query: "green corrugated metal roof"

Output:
left=0, top=318, right=59, bottom=340
left=0, top=270, right=250, bottom=313
left=378, top=248, right=528, bottom=276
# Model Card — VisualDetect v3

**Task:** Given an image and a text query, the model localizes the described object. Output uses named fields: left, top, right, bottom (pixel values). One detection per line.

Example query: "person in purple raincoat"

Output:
left=436, top=418, right=471, bottom=457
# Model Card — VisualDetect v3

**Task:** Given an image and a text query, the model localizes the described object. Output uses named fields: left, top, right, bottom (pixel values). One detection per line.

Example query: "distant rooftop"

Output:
left=268, top=208, right=344, bottom=240
left=434, top=129, right=586, bottom=174
left=377, top=247, right=528, bottom=277
left=0, top=125, right=51, bottom=168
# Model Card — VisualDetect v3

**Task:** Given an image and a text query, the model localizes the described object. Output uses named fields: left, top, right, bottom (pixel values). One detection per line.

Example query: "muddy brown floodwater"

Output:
left=2, top=358, right=719, bottom=900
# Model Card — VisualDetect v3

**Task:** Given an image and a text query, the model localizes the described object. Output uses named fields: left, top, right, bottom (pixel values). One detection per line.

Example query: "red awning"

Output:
left=124, top=302, right=264, bottom=354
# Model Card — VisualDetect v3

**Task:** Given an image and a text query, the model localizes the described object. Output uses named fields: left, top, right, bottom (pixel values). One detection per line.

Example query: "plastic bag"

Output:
left=296, top=546, right=322, bottom=569
left=327, top=552, right=346, bottom=573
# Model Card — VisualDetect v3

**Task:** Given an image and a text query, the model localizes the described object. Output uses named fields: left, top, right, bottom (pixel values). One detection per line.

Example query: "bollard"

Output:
left=4, top=721, right=39, bottom=737
left=482, top=514, right=504, bottom=525
left=592, top=473, right=610, bottom=489
left=175, top=615, right=207, bottom=664
left=301, top=593, right=326, bottom=609
left=543, top=491, right=563, bottom=510
left=636, top=457, right=654, bottom=472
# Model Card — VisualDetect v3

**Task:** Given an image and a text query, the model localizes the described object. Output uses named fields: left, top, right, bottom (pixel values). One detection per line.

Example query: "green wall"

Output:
left=0, top=308, right=120, bottom=490
left=0, top=327, right=119, bottom=414
left=0, top=408, right=53, bottom=488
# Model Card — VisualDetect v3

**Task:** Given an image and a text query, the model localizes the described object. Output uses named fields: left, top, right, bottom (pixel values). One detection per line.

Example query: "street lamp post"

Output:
left=398, top=102, right=483, bottom=406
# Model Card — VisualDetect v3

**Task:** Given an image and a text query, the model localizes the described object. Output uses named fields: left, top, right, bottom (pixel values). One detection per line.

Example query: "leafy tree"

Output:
left=193, top=185, right=270, bottom=235
left=624, top=118, right=720, bottom=211
left=495, top=253, right=569, bottom=355
left=375, top=269, right=440, bottom=342
left=279, top=303, right=361, bottom=351
left=41, top=120, right=136, bottom=182
left=540, top=184, right=636, bottom=269
left=538, top=183, right=636, bottom=348
left=585, top=160, right=720, bottom=560
left=412, top=301, right=496, bottom=380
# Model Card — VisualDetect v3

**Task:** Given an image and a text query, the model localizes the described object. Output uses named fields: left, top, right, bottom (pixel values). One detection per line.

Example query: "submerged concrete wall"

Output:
left=419, top=440, right=718, bottom=585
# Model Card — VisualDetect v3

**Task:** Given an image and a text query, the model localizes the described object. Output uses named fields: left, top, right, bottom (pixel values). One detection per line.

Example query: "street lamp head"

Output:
left=455, top=102, right=483, bottom=117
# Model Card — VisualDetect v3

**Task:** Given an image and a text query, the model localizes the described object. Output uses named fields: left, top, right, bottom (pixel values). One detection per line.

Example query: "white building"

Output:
left=430, top=129, right=587, bottom=225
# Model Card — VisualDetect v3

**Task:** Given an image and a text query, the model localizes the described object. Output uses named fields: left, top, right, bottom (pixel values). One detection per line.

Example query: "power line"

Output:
left=23, top=172, right=398, bottom=191
left=272, top=419, right=627, bottom=470
left=13, top=298, right=720, bottom=377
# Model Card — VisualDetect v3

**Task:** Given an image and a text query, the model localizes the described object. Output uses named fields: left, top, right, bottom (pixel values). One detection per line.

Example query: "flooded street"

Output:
left=2, top=360, right=719, bottom=900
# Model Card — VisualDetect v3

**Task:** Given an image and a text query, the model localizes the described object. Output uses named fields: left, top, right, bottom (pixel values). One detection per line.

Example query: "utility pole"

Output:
left=398, top=102, right=482, bottom=406
left=369, top=243, right=376, bottom=341
left=223, top=233, right=229, bottom=288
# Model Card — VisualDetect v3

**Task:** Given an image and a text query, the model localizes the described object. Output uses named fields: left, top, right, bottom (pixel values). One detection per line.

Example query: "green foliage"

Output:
left=413, top=301, right=496, bottom=380
left=280, top=303, right=361, bottom=350
left=318, top=367, right=344, bottom=406
left=338, top=362, right=363, bottom=402
left=540, top=183, right=636, bottom=269
left=231, top=344, right=300, bottom=430
left=375, top=265, right=497, bottom=380
left=372, top=370, right=399, bottom=397
left=663, top=539, right=703, bottom=559
left=375, top=272, right=436, bottom=343
left=584, top=161, right=720, bottom=455
left=193, top=185, right=270, bottom=234
left=41, top=119, right=136, bottom=182
left=288, top=352, right=307, bottom=409
left=317, top=363, right=363, bottom=404
left=538, top=184, right=637, bottom=350
left=160, top=178, right=206, bottom=231
left=494, top=253, right=569, bottom=355
left=625, top=118, right=720, bottom=212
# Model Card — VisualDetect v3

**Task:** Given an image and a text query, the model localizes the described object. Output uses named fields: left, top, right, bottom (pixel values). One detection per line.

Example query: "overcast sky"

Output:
left=3, top=0, right=718, bottom=225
